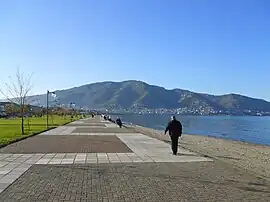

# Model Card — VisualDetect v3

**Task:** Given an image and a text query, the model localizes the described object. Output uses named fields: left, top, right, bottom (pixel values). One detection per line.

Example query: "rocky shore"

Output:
left=126, top=124, right=270, bottom=181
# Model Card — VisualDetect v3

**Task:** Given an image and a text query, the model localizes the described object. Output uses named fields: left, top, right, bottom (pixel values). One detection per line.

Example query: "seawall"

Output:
left=125, top=123, right=270, bottom=181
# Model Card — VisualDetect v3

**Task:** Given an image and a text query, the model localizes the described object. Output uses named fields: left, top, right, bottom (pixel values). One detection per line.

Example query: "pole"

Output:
left=46, top=90, right=49, bottom=129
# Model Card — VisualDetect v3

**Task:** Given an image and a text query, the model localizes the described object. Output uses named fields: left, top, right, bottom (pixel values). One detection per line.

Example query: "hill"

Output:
left=28, top=80, right=270, bottom=115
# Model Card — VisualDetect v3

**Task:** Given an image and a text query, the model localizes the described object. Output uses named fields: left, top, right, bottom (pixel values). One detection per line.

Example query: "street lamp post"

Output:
left=46, top=90, right=56, bottom=129
left=46, top=90, right=49, bottom=129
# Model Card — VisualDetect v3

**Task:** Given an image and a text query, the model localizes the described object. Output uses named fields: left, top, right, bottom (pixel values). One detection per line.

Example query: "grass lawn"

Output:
left=0, top=115, right=82, bottom=145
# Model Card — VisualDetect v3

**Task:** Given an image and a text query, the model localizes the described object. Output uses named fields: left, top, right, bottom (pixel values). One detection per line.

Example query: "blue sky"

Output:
left=0, top=0, right=269, bottom=100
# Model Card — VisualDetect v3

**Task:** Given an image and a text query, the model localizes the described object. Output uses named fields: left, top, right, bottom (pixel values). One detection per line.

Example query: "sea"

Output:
left=112, top=114, right=270, bottom=146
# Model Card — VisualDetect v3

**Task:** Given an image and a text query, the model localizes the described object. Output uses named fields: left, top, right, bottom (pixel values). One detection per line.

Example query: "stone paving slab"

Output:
left=83, top=118, right=108, bottom=123
left=0, top=152, right=211, bottom=165
left=0, top=136, right=133, bottom=153
left=105, top=124, right=119, bottom=128
left=72, top=127, right=137, bottom=133
left=67, top=123, right=106, bottom=127
left=70, top=125, right=108, bottom=129
left=41, top=126, right=76, bottom=135
left=69, top=132, right=138, bottom=136
left=0, top=163, right=269, bottom=202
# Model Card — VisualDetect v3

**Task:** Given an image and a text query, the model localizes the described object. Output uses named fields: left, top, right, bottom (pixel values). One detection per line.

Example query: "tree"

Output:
left=0, top=68, right=33, bottom=135
left=4, top=103, right=20, bottom=116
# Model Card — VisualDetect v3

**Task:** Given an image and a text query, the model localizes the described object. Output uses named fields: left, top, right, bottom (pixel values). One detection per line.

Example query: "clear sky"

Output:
left=0, top=0, right=269, bottom=100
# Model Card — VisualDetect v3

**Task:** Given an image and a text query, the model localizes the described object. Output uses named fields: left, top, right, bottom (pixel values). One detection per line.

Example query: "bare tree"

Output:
left=4, top=103, right=20, bottom=116
left=0, top=68, right=33, bottom=134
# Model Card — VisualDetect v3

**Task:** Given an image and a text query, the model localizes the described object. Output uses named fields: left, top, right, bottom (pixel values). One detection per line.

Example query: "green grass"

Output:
left=0, top=115, right=82, bottom=145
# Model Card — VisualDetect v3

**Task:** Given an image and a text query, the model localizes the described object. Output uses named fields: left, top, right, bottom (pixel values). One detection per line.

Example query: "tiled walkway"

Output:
left=0, top=116, right=269, bottom=201
left=0, top=116, right=211, bottom=194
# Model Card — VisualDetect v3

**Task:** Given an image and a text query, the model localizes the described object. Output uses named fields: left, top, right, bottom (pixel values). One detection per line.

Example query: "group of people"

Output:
left=103, top=115, right=112, bottom=121
left=102, top=114, right=123, bottom=128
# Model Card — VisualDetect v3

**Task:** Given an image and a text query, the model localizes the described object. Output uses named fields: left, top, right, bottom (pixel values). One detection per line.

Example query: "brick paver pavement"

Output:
left=0, top=162, right=269, bottom=202
left=0, top=135, right=132, bottom=153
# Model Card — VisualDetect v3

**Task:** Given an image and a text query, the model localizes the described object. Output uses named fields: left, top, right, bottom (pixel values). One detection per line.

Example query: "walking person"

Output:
left=164, top=116, right=182, bottom=155
left=116, top=118, right=122, bottom=128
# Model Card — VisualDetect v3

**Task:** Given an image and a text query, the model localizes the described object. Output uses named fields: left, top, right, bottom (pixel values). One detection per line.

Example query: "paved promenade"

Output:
left=0, top=116, right=269, bottom=201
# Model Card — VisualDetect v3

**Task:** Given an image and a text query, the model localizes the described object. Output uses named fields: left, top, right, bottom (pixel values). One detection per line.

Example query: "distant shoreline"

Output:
left=110, top=113, right=270, bottom=146
left=125, top=120, right=270, bottom=147
left=107, top=112, right=270, bottom=117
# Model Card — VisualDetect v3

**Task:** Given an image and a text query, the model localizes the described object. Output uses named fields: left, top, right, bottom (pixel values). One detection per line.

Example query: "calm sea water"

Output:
left=113, top=114, right=270, bottom=146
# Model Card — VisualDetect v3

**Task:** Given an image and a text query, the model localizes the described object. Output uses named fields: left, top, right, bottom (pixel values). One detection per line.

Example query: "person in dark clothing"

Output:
left=116, top=118, right=122, bottom=128
left=164, top=116, right=182, bottom=155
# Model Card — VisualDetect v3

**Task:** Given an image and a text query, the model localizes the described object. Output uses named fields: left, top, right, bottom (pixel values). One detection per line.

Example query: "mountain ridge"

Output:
left=24, top=80, right=270, bottom=115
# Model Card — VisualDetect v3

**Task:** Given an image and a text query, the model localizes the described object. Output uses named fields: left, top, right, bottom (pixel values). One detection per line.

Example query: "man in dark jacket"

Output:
left=165, top=116, right=182, bottom=155
left=116, top=118, right=122, bottom=128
